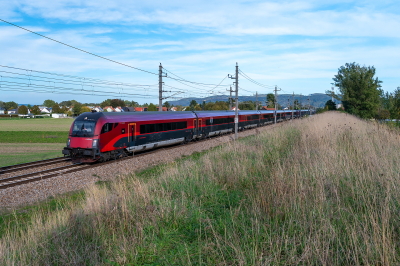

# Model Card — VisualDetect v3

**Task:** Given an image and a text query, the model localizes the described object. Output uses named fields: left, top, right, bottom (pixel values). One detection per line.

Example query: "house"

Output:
left=7, top=108, right=18, bottom=114
left=92, top=106, right=103, bottom=112
left=0, top=107, right=5, bottom=114
left=39, top=107, right=51, bottom=114
left=114, top=106, right=124, bottom=112
left=103, top=106, right=115, bottom=112
left=261, top=106, right=275, bottom=110
left=122, top=107, right=136, bottom=112
left=230, top=107, right=240, bottom=111
left=336, top=103, right=343, bottom=109
left=170, top=107, right=177, bottom=111
left=156, top=107, right=168, bottom=111
left=135, top=107, right=147, bottom=112
left=52, top=113, right=67, bottom=118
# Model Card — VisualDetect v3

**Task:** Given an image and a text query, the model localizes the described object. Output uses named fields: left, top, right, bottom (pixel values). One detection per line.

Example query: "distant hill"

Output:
left=169, top=93, right=332, bottom=108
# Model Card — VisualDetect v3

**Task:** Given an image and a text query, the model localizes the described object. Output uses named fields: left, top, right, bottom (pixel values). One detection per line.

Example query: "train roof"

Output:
left=76, top=109, right=306, bottom=123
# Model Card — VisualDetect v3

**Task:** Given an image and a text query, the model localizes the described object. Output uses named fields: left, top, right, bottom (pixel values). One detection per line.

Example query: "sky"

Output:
left=0, top=0, right=399, bottom=105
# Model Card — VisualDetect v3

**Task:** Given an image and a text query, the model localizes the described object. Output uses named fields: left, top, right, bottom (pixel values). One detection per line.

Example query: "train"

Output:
left=62, top=109, right=312, bottom=163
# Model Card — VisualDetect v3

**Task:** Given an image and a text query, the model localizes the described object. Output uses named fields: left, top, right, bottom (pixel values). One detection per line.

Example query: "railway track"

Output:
left=0, top=119, right=293, bottom=190
left=0, top=157, right=70, bottom=175
left=0, top=143, right=187, bottom=190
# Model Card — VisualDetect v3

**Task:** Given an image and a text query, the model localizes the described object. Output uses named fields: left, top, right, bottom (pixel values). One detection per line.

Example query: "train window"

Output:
left=101, top=123, right=113, bottom=134
left=206, top=119, right=211, bottom=126
left=139, top=121, right=188, bottom=134
left=114, top=123, right=118, bottom=128
left=252, top=115, right=259, bottom=120
left=247, top=116, right=252, bottom=121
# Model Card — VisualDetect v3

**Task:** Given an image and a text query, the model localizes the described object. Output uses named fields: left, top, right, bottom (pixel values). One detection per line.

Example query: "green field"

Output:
left=0, top=131, right=69, bottom=143
left=0, top=143, right=65, bottom=167
left=0, top=118, right=73, bottom=131
left=0, top=118, right=71, bottom=166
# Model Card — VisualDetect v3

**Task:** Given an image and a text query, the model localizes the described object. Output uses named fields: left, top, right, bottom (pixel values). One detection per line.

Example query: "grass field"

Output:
left=0, top=143, right=65, bottom=167
left=0, top=118, right=73, bottom=131
left=0, top=118, right=70, bottom=166
left=0, top=131, right=69, bottom=143
left=2, top=112, right=400, bottom=265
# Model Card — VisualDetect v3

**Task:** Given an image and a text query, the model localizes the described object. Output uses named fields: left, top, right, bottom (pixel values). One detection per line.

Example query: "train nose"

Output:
left=70, top=137, right=94, bottom=149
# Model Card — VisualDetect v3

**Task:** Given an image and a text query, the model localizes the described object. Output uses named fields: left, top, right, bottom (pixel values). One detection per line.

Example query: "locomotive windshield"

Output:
left=72, top=121, right=96, bottom=137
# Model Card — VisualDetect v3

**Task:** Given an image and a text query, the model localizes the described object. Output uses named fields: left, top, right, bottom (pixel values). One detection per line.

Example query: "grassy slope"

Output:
left=1, top=112, right=400, bottom=265
left=0, top=118, right=72, bottom=131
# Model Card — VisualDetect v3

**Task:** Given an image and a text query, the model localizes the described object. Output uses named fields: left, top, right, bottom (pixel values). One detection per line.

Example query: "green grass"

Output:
left=0, top=131, right=69, bottom=143
left=0, top=144, right=65, bottom=167
left=0, top=118, right=73, bottom=131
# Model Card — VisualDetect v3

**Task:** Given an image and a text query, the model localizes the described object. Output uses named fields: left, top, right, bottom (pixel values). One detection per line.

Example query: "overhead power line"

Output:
left=0, top=19, right=158, bottom=76
left=0, top=65, right=158, bottom=88
left=162, top=66, right=231, bottom=87
left=238, top=69, right=275, bottom=90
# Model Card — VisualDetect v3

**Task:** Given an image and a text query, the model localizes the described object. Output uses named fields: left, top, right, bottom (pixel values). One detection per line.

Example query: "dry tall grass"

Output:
left=1, top=112, right=400, bottom=265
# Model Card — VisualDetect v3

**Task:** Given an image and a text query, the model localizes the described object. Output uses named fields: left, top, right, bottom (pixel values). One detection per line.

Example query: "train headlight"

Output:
left=67, top=138, right=71, bottom=147
left=92, top=139, right=98, bottom=148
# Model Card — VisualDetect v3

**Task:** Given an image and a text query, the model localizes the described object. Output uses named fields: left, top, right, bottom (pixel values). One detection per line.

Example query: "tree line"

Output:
left=328, top=62, right=400, bottom=120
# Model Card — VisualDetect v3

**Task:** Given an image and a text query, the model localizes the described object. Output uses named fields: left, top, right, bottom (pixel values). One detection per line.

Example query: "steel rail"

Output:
left=0, top=158, right=71, bottom=175
left=0, top=157, right=69, bottom=172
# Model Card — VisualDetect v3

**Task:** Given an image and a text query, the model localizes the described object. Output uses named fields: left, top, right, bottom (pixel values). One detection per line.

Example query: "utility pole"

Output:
left=308, top=96, right=310, bottom=116
left=292, top=92, right=294, bottom=120
left=288, top=97, right=290, bottom=114
left=158, top=63, right=167, bottom=112
left=227, top=86, right=233, bottom=110
left=228, top=63, right=239, bottom=140
left=274, top=86, right=281, bottom=124
left=203, top=100, right=205, bottom=111
left=331, top=86, right=334, bottom=102
left=256, top=91, right=258, bottom=110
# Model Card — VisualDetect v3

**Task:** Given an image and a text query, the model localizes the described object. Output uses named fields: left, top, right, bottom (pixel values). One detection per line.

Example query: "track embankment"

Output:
left=0, top=121, right=287, bottom=208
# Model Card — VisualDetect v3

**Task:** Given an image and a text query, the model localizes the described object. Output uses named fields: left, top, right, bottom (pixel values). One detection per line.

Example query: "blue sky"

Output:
left=0, top=0, right=399, bottom=105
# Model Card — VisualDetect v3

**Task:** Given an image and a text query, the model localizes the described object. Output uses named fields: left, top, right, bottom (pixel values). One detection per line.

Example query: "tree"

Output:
left=59, top=100, right=72, bottom=107
left=239, top=101, right=256, bottom=110
left=147, top=103, right=157, bottom=111
left=18, top=105, right=28, bottom=115
left=376, top=109, right=390, bottom=120
left=163, top=101, right=171, bottom=109
left=100, top=99, right=111, bottom=108
left=293, top=99, right=299, bottom=110
left=110, top=99, right=125, bottom=108
left=266, top=93, right=275, bottom=108
left=67, top=110, right=73, bottom=117
left=61, top=106, right=69, bottom=114
left=188, top=100, right=198, bottom=111
left=80, top=106, right=91, bottom=113
left=332, top=62, right=382, bottom=118
left=73, top=103, right=82, bottom=115
left=52, top=104, right=61, bottom=113
left=43, top=99, right=56, bottom=108
left=0, top=101, right=4, bottom=109
left=31, top=105, right=41, bottom=116
left=4, top=101, right=18, bottom=111
left=324, top=100, right=337, bottom=110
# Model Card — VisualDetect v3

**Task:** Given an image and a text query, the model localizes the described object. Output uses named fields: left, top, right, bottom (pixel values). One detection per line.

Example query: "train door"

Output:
left=193, top=119, right=197, bottom=136
left=128, top=123, right=136, bottom=143
left=198, top=119, right=202, bottom=136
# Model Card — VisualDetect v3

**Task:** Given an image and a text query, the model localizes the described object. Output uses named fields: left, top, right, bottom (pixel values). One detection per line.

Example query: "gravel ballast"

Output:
left=0, top=122, right=286, bottom=208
